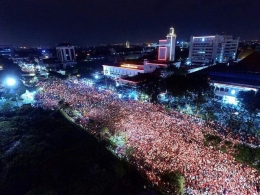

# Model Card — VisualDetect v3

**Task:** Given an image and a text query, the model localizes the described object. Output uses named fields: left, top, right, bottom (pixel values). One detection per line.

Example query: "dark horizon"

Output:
left=0, top=0, right=259, bottom=47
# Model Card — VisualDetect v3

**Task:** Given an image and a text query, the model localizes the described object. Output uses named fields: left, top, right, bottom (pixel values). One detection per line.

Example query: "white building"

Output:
left=102, top=59, right=167, bottom=78
left=189, top=35, right=239, bottom=64
left=56, top=43, right=77, bottom=68
left=212, top=81, right=258, bottom=105
left=158, top=27, right=177, bottom=61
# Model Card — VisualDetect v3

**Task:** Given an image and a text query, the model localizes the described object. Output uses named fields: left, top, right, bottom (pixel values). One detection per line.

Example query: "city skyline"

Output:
left=0, top=0, right=259, bottom=47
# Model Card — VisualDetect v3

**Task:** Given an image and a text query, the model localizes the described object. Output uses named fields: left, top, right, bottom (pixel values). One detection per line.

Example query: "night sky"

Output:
left=0, top=0, right=259, bottom=47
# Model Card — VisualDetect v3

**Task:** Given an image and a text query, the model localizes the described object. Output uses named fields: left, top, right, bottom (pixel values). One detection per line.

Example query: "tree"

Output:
left=201, top=105, right=216, bottom=123
left=163, top=75, right=189, bottom=106
left=100, top=127, right=110, bottom=140
left=237, top=90, right=260, bottom=132
left=0, top=101, right=13, bottom=116
left=125, top=146, right=135, bottom=160
left=161, top=170, right=185, bottom=195
left=136, top=74, right=162, bottom=103
left=221, top=104, right=243, bottom=131
left=164, top=64, right=188, bottom=77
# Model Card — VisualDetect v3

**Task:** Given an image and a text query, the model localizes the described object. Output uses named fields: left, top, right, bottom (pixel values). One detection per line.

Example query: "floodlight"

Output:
left=6, top=78, right=16, bottom=86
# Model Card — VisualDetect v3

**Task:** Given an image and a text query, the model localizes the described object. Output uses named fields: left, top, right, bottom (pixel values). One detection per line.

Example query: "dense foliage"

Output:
left=204, top=133, right=260, bottom=170
left=0, top=105, right=153, bottom=195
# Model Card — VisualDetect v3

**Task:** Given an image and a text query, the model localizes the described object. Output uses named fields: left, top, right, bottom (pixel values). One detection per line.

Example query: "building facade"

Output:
left=189, top=35, right=239, bottom=64
left=103, top=60, right=167, bottom=78
left=56, top=43, right=77, bottom=68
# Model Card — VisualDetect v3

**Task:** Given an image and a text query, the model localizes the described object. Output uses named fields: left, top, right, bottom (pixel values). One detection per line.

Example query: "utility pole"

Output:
left=104, top=70, right=108, bottom=88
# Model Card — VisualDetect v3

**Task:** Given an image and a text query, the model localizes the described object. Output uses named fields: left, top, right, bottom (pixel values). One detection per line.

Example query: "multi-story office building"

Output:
left=56, top=43, right=77, bottom=68
left=189, top=35, right=239, bottom=64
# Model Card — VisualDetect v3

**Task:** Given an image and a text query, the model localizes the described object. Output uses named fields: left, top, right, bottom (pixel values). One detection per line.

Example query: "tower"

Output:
left=126, top=41, right=130, bottom=48
left=158, top=27, right=177, bottom=61
left=166, top=27, right=177, bottom=61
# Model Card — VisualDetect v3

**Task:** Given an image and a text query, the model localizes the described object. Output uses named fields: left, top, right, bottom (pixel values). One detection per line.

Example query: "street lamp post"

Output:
left=104, top=70, right=108, bottom=89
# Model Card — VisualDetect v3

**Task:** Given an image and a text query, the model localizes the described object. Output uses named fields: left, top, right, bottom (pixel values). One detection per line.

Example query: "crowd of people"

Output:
left=34, top=77, right=260, bottom=194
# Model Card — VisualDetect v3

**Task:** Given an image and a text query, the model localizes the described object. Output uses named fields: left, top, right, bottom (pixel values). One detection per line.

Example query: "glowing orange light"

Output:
left=121, top=64, right=138, bottom=69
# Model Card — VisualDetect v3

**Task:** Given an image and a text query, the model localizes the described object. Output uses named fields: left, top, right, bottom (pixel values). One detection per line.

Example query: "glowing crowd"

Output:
left=34, top=77, right=260, bottom=194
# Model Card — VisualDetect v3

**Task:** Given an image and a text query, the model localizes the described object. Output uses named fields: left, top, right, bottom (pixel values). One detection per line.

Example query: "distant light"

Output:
left=202, top=38, right=205, bottom=41
left=94, top=75, right=99, bottom=79
left=118, top=94, right=122, bottom=98
left=231, top=90, right=235, bottom=95
left=6, top=78, right=16, bottom=86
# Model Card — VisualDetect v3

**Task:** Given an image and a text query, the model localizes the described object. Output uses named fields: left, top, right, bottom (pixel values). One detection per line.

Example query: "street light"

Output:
left=104, top=70, right=108, bottom=88
left=6, top=78, right=16, bottom=87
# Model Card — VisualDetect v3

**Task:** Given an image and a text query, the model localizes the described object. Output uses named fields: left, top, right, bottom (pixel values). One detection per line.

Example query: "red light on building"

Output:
left=158, top=47, right=167, bottom=61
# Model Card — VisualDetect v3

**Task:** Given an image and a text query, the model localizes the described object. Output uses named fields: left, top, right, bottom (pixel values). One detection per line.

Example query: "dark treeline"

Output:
left=0, top=105, right=156, bottom=195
